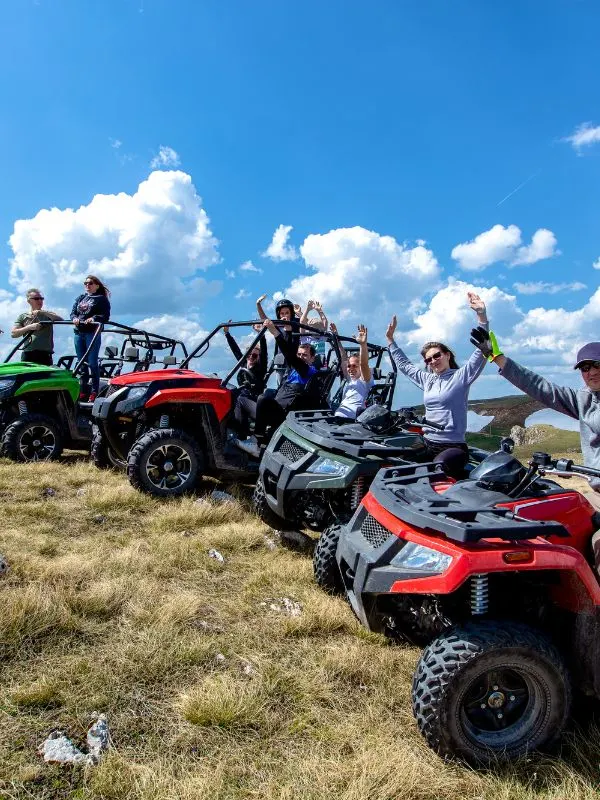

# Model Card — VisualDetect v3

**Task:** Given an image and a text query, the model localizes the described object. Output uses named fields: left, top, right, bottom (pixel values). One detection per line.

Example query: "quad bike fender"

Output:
left=361, top=494, right=600, bottom=611
left=15, top=378, right=80, bottom=404
left=144, top=388, right=231, bottom=421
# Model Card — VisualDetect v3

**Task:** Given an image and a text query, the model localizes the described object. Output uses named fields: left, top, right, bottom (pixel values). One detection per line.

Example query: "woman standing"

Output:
left=385, top=292, right=488, bottom=478
left=70, top=275, right=111, bottom=401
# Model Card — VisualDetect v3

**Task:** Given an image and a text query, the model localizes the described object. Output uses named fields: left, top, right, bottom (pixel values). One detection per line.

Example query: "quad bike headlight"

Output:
left=306, top=457, right=350, bottom=477
left=389, top=541, right=453, bottom=573
left=114, top=384, right=150, bottom=413
left=0, top=379, right=16, bottom=397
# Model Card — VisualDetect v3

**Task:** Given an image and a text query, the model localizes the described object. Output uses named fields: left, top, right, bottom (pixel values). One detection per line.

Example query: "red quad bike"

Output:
left=91, top=320, right=344, bottom=497
left=319, top=445, right=600, bottom=764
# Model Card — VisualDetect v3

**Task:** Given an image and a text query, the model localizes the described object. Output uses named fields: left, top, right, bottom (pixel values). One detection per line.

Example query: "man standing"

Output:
left=11, top=288, right=63, bottom=365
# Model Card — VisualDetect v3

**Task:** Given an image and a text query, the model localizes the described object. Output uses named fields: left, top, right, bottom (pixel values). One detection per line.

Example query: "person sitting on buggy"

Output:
left=223, top=321, right=268, bottom=437
left=256, top=294, right=300, bottom=382
left=330, top=322, right=374, bottom=420
left=299, top=299, right=328, bottom=369
left=236, top=317, right=320, bottom=458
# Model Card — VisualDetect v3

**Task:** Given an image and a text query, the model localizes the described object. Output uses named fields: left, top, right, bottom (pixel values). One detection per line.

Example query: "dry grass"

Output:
left=0, top=454, right=599, bottom=800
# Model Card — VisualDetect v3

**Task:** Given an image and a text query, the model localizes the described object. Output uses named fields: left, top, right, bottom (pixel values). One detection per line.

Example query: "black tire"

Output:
left=127, top=428, right=203, bottom=497
left=313, top=524, right=344, bottom=594
left=1, top=414, right=63, bottom=462
left=252, top=476, right=292, bottom=530
left=91, top=430, right=126, bottom=471
left=412, top=621, right=571, bottom=765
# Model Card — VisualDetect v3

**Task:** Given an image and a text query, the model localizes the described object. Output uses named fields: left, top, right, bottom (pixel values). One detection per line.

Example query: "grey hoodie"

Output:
left=389, top=329, right=488, bottom=444
left=500, top=358, right=600, bottom=491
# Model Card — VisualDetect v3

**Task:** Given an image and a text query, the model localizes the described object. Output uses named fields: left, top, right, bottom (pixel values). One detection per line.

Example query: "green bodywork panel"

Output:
left=0, top=363, right=80, bottom=404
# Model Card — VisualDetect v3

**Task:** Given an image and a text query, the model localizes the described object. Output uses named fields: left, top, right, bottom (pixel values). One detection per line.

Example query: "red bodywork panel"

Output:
left=362, top=490, right=600, bottom=613
left=109, top=369, right=232, bottom=422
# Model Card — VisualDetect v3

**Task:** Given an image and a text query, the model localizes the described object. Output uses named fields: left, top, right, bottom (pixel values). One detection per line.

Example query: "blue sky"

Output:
left=0, top=0, right=599, bottom=402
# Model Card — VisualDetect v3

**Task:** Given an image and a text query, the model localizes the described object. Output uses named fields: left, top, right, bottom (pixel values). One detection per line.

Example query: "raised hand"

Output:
left=313, top=300, right=323, bottom=313
left=306, top=299, right=315, bottom=311
left=257, top=294, right=267, bottom=304
left=223, top=319, right=233, bottom=335
left=355, top=324, right=367, bottom=345
left=385, top=315, right=397, bottom=344
left=293, top=303, right=302, bottom=317
left=467, top=291, right=486, bottom=318
left=470, top=326, right=502, bottom=361
left=329, top=321, right=339, bottom=336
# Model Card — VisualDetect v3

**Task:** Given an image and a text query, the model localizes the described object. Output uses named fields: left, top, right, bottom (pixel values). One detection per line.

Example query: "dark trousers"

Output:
left=74, top=332, right=102, bottom=393
left=423, top=438, right=469, bottom=480
left=255, top=394, right=286, bottom=443
left=233, top=394, right=257, bottom=437
left=22, top=350, right=52, bottom=366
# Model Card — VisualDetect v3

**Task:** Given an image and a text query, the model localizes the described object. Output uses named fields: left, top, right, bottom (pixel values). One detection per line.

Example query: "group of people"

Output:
left=11, top=276, right=111, bottom=401
left=222, top=296, right=374, bottom=458
left=8, top=280, right=600, bottom=521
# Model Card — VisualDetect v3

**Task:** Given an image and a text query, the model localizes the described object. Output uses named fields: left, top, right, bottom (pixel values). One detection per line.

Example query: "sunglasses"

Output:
left=29, top=296, right=44, bottom=300
left=580, top=361, right=600, bottom=373
left=424, top=351, right=443, bottom=365
left=83, top=280, right=96, bottom=286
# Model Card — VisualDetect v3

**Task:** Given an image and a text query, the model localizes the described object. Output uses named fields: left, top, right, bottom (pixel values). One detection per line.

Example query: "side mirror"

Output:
left=500, top=437, right=515, bottom=454
left=104, top=346, right=118, bottom=358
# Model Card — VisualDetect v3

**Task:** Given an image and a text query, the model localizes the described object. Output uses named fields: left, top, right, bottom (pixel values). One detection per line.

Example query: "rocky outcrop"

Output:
left=510, top=425, right=548, bottom=446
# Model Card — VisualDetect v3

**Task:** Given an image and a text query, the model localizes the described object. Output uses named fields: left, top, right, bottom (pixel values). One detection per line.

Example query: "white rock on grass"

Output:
left=208, top=548, right=225, bottom=563
left=86, top=713, right=110, bottom=764
left=38, top=732, right=86, bottom=764
left=260, top=597, right=303, bottom=617
left=210, top=489, right=236, bottom=504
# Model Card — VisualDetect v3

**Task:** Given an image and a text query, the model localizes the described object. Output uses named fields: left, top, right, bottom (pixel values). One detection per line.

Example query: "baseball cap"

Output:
left=573, top=342, right=600, bottom=369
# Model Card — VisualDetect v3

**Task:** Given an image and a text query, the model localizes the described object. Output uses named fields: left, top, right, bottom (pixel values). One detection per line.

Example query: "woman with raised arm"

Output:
left=385, top=292, right=489, bottom=478
left=330, top=322, right=374, bottom=419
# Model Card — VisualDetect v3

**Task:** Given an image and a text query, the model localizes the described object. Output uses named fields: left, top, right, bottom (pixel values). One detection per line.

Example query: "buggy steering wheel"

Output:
left=237, top=367, right=258, bottom=391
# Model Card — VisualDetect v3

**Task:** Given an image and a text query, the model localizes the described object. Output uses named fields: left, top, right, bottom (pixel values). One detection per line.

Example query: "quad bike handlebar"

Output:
left=532, top=452, right=600, bottom=481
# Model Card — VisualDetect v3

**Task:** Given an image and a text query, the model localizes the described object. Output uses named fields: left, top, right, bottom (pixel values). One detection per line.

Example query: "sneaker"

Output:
left=88, top=393, right=97, bottom=403
left=235, top=436, right=261, bottom=458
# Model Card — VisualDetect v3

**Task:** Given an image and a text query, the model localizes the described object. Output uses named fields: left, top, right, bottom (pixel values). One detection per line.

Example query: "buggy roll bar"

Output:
left=4, top=320, right=188, bottom=374
left=178, top=319, right=395, bottom=387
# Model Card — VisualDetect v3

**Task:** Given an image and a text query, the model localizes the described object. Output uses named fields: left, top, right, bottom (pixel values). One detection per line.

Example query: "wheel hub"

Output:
left=487, top=691, right=505, bottom=709
left=145, top=442, right=193, bottom=491
left=164, top=461, right=174, bottom=472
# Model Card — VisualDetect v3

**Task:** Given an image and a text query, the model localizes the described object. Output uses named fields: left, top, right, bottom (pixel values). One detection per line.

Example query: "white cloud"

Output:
left=150, top=145, right=181, bottom=170
left=225, top=269, right=236, bottom=279
left=593, top=258, right=600, bottom=271
left=278, top=226, right=440, bottom=334
left=239, top=260, right=262, bottom=274
left=563, top=122, right=600, bottom=153
left=513, top=280, right=586, bottom=295
left=451, top=224, right=559, bottom=271
left=109, top=138, right=122, bottom=149
left=511, top=228, right=559, bottom=266
left=235, top=289, right=250, bottom=300
left=262, top=224, right=299, bottom=262
left=8, top=170, right=220, bottom=318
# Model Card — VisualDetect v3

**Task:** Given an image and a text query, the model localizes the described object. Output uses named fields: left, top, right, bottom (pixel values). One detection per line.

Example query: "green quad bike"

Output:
left=0, top=321, right=187, bottom=463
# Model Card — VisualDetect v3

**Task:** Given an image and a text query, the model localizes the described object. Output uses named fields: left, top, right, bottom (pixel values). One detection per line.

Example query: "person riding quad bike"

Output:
left=316, top=441, right=600, bottom=765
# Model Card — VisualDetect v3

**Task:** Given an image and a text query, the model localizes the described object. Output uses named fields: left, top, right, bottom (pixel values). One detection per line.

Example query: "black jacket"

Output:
left=71, top=293, right=111, bottom=334
left=225, top=331, right=268, bottom=395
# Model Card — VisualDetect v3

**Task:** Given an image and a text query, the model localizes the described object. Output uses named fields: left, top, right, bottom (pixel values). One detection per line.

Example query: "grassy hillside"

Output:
left=0, top=456, right=598, bottom=800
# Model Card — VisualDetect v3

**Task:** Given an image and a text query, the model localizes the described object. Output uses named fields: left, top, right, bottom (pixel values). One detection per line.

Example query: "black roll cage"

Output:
left=178, top=319, right=396, bottom=393
left=4, top=320, right=188, bottom=377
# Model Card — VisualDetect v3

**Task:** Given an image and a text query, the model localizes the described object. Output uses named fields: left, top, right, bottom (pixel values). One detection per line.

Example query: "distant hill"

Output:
left=414, top=393, right=544, bottom=436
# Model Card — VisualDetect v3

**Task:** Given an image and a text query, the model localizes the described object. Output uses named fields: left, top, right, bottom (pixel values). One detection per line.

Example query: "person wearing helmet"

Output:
left=223, top=321, right=268, bottom=438
left=385, top=292, right=489, bottom=478
left=256, top=294, right=300, bottom=358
